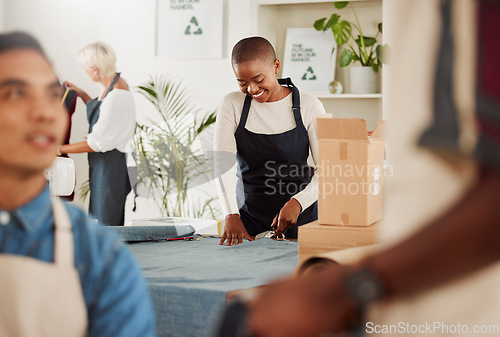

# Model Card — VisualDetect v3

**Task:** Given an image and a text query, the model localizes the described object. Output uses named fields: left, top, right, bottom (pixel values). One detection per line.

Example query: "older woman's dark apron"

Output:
left=235, top=78, right=318, bottom=239
left=86, top=73, right=131, bottom=226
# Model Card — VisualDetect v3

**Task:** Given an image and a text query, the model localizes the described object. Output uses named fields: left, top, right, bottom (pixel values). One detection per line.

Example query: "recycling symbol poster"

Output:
left=156, top=0, right=223, bottom=59
left=282, top=28, right=337, bottom=94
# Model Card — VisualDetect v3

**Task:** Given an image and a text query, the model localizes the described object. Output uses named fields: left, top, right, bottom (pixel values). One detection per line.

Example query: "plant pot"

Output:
left=350, top=66, right=378, bottom=94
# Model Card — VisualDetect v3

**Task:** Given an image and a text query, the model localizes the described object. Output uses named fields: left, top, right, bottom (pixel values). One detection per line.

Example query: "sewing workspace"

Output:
left=1, top=0, right=499, bottom=337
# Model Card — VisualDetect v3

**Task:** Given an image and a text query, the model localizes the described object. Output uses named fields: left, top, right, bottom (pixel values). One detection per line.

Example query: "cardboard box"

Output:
left=298, top=220, right=379, bottom=264
left=315, top=117, right=387, bottom=226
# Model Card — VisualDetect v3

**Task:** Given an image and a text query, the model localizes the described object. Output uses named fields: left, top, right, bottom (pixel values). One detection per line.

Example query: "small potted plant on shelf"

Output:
left=314, top=1, right=384, bottom=94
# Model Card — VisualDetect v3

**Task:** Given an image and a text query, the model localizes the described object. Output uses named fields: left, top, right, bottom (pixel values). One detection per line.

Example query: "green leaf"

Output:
left=137, top=85, right=158, bottom=100
left=313, top=17, right=327, bottom=31
left=334, top=1, right=349, bottom=10
left=371, top=63, right=379, bottom=72
left=331, top=20, right=352, bottom=46
left=195, top=110, right=217, bottom=135
left=378, top=23, right=383, bottom=34
left=339, top=49, right=354, bottom=67
left=355, top=36, right=376, bottom=48
left=324, top=14, right=339, bottom=30
left=376, top=44, right=384, bottom=64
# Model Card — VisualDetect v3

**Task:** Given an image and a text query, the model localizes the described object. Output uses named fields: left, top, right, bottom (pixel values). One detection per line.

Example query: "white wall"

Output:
left=0, top=0, right=5, bottom=30
left=4, top=0, right=254, bottom=222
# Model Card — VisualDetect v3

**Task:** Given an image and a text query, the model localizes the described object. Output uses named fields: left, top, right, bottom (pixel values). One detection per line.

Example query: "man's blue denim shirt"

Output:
left=0, top=186, right=157, bottom=337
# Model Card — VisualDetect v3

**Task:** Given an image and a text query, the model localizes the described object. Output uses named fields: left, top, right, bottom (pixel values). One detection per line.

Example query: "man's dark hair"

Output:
left=0, top=31, right=46, bottom=57
left=231, top=36, right=276, bottom=65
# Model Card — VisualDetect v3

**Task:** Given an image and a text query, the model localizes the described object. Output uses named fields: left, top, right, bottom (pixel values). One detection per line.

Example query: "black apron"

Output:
left=86, top=73, right=131, bottom=226
left=235, top=78, right=318, bottom=239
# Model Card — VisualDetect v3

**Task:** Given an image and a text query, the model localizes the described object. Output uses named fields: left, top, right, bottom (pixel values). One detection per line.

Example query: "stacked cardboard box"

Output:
left=315, top=117, right=387, bottom=226
left=298, top=117, right=387, bottom=263
left=298, top=221, right=380, bottom=264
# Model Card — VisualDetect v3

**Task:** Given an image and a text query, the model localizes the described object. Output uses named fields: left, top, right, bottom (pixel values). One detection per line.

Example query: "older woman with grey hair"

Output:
left=60, top=42, right=135, bottom=226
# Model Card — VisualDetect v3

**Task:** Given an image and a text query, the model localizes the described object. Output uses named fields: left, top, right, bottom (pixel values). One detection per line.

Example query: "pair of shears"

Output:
left=254, top=213, right=286, bottom=240
left=254, top=230, right=281, bottom=240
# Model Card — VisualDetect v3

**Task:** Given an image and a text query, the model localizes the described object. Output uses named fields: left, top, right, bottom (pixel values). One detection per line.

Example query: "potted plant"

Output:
left=314, top=1, right=384, bottom=93
left=132, top=75, right=220, bottom=219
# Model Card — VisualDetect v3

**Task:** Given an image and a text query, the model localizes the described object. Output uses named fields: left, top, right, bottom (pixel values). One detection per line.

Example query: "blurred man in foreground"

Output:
left=0, top=31, right=157, bottom=337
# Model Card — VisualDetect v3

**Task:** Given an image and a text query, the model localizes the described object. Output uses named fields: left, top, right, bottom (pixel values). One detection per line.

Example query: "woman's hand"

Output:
left=63, top=81, right=91, bottom=103
left=220, top=214, right=254, bottom=246
left=63, top=81, right=82, bottom=94
left=272, top=198, right=302, bottom=237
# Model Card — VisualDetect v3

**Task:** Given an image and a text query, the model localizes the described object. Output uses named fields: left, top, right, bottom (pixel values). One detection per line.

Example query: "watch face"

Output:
left=346, top=267, right=385, bottom=307
left=358, top=278, right=381, bottom=302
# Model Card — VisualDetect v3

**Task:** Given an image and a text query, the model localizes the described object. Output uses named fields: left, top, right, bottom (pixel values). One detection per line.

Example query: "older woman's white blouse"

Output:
left=86, top=89, right=136, bottom=153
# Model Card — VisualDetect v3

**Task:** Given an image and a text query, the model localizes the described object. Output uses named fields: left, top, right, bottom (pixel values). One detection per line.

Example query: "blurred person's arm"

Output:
left=249, top=166, right=500, bottom=337
left=365, top=166, right=500, bottom=296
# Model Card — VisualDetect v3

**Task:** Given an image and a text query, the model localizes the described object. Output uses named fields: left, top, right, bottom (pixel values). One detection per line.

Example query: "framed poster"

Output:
left=156, top=0, right=223, bottom=59
left=282, top=28, right=337, bottom=94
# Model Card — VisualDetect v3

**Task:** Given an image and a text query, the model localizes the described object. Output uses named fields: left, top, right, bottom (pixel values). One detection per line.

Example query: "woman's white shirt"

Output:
left=214, top=90, right=326, bottom=217
left=86, top=89, right=136, bottom=153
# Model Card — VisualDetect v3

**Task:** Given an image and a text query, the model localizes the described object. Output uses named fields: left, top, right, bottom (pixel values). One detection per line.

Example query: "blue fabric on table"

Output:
left=105, top=225, right=196, bottom=242
left=128, top=237, right=298, bottom=337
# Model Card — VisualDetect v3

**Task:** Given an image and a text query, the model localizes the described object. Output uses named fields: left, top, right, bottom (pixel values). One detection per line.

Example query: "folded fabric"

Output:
left=105, top=225, right=195, bottom=242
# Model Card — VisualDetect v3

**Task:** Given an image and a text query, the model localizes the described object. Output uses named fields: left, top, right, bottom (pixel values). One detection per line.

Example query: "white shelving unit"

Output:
left=257, top=0, right=371, bottom=4
left=252, top=0, right=384, bottom=130
left=314, top=93, right=383, bottom=99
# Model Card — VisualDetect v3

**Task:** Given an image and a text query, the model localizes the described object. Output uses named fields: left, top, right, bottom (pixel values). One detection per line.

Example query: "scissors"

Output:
left=254, top=213, right=286, bottom=240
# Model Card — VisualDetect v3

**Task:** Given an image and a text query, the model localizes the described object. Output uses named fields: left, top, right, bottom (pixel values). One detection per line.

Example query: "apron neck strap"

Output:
left=278, top=77, right=302, bottom=127
left=102, top=72, right=121, bottom=99
left=240, top=95, right=253, bottom=128
left=240, top=78, right=303, bottom=129
left=50, top=197, right=74, bottom=267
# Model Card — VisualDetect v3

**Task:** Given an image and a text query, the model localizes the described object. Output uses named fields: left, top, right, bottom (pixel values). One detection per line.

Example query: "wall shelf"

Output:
left=314, top=93, right=383, bottom=99
left=258, top=0, right=373, bottom=5
left=253, top=0, right=385, bottom=129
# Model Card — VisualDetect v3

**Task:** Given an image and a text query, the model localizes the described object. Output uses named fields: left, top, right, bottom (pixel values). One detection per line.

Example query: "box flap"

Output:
left=315, top=116, right=368, bottom=140
left=369, top=120, right=388, bottom=140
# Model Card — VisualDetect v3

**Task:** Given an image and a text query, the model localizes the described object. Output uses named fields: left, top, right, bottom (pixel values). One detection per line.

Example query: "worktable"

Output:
left=128, top=236, right=298, bottom=337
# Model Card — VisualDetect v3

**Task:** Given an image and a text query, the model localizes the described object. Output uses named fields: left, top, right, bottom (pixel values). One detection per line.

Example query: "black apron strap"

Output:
left=239, top=78, right=302, bottom=129
left=87, top=73, right=121, bottom=125
left=239, top=95, right=253, bottom=128
left=103, top=73, right=121, bottom=98
left=278, top=77, right=303, bottom=128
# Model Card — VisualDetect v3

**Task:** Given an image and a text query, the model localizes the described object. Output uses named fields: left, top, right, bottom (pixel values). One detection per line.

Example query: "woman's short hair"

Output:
left=231, top=36, right=276, bottom=65
left=78, top=41, right=117, bottom=78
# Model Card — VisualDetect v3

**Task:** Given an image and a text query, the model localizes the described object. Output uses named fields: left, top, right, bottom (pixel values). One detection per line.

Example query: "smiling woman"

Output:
left=214, top=36, right=326, bottom=246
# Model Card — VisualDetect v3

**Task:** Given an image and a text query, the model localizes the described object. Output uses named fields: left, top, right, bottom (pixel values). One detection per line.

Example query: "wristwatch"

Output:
left=345, top=266, right=387, bottom=311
